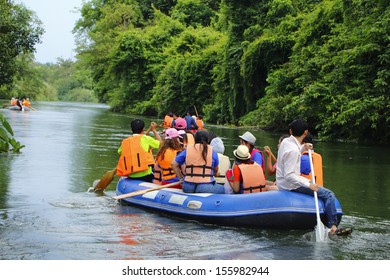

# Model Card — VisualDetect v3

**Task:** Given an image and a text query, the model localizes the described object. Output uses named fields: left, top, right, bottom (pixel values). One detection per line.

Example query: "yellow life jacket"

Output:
left=116, top=135, right=155, bottom=176
left=237, top=162, right=266, bottom=193
left=301, top=151, right=324, bottom=186
left=157, top=148, right=179, bottom=181
left=185, top=144, right=213, bottom=183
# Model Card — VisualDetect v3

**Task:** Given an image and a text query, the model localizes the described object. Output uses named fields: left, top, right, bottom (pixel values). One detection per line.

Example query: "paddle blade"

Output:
left=315, top=222, right=328, bottom=242
left=93, top=168, right=116, bottom=191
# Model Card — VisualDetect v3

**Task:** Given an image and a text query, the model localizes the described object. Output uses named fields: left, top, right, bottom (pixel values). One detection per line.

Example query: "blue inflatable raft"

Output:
left=116, top=178, right=343, bottom=230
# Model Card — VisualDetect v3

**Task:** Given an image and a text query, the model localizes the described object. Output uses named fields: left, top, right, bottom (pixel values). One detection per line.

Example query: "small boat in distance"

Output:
left=8, top=105, right=31, bottom=111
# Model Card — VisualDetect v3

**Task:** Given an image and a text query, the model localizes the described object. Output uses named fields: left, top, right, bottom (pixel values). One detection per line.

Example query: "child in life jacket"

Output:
left=155, top=128, right=184, bottom=188
left=116, top=119, right=161, bottom=182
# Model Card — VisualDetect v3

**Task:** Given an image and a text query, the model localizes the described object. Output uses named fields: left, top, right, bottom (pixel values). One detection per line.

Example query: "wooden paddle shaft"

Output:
left=113, top=181, right=181, bottom=200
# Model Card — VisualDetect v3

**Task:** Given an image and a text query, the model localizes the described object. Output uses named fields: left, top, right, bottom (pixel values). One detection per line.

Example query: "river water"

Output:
left=0, top=102, right=389, bottom=260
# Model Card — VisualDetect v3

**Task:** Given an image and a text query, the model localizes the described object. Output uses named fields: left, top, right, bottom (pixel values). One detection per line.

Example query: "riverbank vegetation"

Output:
left=1, top=0, right=389, bottom=143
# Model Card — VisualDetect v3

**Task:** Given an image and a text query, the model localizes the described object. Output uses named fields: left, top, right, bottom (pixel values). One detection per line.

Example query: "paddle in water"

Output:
left=89, top=168, right=116, bottom=192
left=308, top=149, right=328, bottom=242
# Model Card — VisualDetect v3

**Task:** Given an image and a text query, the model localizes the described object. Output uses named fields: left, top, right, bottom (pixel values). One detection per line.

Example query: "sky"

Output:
left=21, top=0, right=84, bottom=64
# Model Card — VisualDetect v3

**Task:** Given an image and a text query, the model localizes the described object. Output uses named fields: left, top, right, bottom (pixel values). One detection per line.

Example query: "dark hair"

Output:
left=194, top=130, right=209, bottom=163
left=131, top=119, right=145, bottom=134
left=156, top=138, right=183, bottom=161
left=288, top=119, right=308, bottom=137
left=207, top=131, right=217, bottom=144
left=278, top=134, right=290, bottom=144
left=302, top=132, right=313, bottom=143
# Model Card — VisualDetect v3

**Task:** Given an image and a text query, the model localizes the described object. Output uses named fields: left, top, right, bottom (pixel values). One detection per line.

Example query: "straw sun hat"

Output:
left=233, top=145, right=251, bottom=160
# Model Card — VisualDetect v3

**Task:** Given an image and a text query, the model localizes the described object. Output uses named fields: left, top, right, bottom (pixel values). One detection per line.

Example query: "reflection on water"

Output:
left=0, top=102, right=389, bottom=260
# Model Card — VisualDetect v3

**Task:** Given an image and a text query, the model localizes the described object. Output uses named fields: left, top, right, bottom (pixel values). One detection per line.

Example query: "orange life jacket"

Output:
left=153, top=161, right=162, bottom=185
left=162, top=115, right=173, bottom=128
left=185, top=144, right=214, bottom=183
left=196, top=119, right=203, bottom=130
left=116, top=135, right=155, bottom=176
left=23, top=100, right=31, bottom=107
left=10, top=99, right=17, bottom=106
left=237, top=162, right=266, bottom=194
left=186, top=133, right=195, bottom=144
left=301, top=151, right=324, bottom=186
left=157, top=148, right=179, bottom=181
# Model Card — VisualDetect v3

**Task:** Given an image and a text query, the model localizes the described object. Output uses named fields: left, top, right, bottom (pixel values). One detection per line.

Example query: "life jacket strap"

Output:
left=243, top=185, right=266, bottom=193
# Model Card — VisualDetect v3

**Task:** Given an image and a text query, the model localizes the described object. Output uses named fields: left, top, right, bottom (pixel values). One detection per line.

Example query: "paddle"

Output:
left=193, top=105, right=199, bottom=117
left=93, top=168, right=116, bottom=192
left=308, top=149, right=327, bottom=242
left=113, top=181, right=182, bottom=200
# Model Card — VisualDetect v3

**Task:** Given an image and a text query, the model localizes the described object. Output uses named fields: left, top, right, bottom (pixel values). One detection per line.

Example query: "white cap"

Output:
left=239, top=131, right=256, bottom=145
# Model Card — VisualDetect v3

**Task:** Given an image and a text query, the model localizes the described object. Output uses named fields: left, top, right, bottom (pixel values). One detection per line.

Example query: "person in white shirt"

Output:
left=276, top=119, right=352, bottom=236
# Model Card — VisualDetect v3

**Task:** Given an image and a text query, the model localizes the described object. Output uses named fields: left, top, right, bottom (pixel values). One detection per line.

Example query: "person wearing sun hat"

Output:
left=228, top=145, right=266, bottom=194
left=155, top=128, right=185, bottom=188
left=238, top=131, right=265, bottom=173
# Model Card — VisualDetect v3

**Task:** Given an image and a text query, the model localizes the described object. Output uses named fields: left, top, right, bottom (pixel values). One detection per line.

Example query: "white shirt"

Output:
left=276, top=135, right=310, bottom=190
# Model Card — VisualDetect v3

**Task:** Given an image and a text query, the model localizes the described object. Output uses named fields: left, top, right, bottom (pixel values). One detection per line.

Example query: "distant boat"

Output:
left=8, top=106, right=31, bottom=111
left=116, top=178, right=343, bottom=230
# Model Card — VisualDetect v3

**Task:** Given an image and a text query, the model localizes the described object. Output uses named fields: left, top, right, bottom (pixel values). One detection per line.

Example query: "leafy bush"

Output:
left=0, top=113, right=24, bottom=153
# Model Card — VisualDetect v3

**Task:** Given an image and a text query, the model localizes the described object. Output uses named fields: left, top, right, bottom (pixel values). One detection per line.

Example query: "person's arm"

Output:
left=171, top=150, right=186, bottom=180
left=230, top=165, right=241, bottom=193
left=264, top=146, right=276, bottom=175
left=193, top=119, right=198, bottom=129
left=145, top=122, right=161, bottom=143
left=171, top=160, right=184, bottom=180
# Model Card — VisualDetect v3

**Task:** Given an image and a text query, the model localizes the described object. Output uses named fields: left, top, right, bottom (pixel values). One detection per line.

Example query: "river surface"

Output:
left=0, top=102, right=389, bottom=260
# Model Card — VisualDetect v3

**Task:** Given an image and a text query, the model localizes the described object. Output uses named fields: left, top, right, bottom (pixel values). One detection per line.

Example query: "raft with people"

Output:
left=8, top=105, right=31, bottom=111
left=115, top=178, right=343, bottom=230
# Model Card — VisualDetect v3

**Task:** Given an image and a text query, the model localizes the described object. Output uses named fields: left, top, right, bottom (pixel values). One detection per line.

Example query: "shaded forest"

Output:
left=1, top=0, right=389, bottom=143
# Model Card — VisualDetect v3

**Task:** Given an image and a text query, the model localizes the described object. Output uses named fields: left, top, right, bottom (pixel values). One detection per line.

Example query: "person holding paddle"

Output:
left=276, top=119, right=352, bottom=236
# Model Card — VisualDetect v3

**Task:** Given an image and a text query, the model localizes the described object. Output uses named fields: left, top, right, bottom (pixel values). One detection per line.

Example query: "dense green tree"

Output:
left=0, top=0, right=43, bottom=88
left=170, top=0, right=215, bottom=27
left=73, top=0, right=389, bottom=143
left=241, top=0, right=390, bottom=143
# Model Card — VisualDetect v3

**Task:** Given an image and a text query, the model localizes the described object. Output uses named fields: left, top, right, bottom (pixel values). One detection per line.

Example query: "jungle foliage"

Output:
left=2, top=0, right=388, bottom=143
left=73, top=0, right=389, bottom=143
